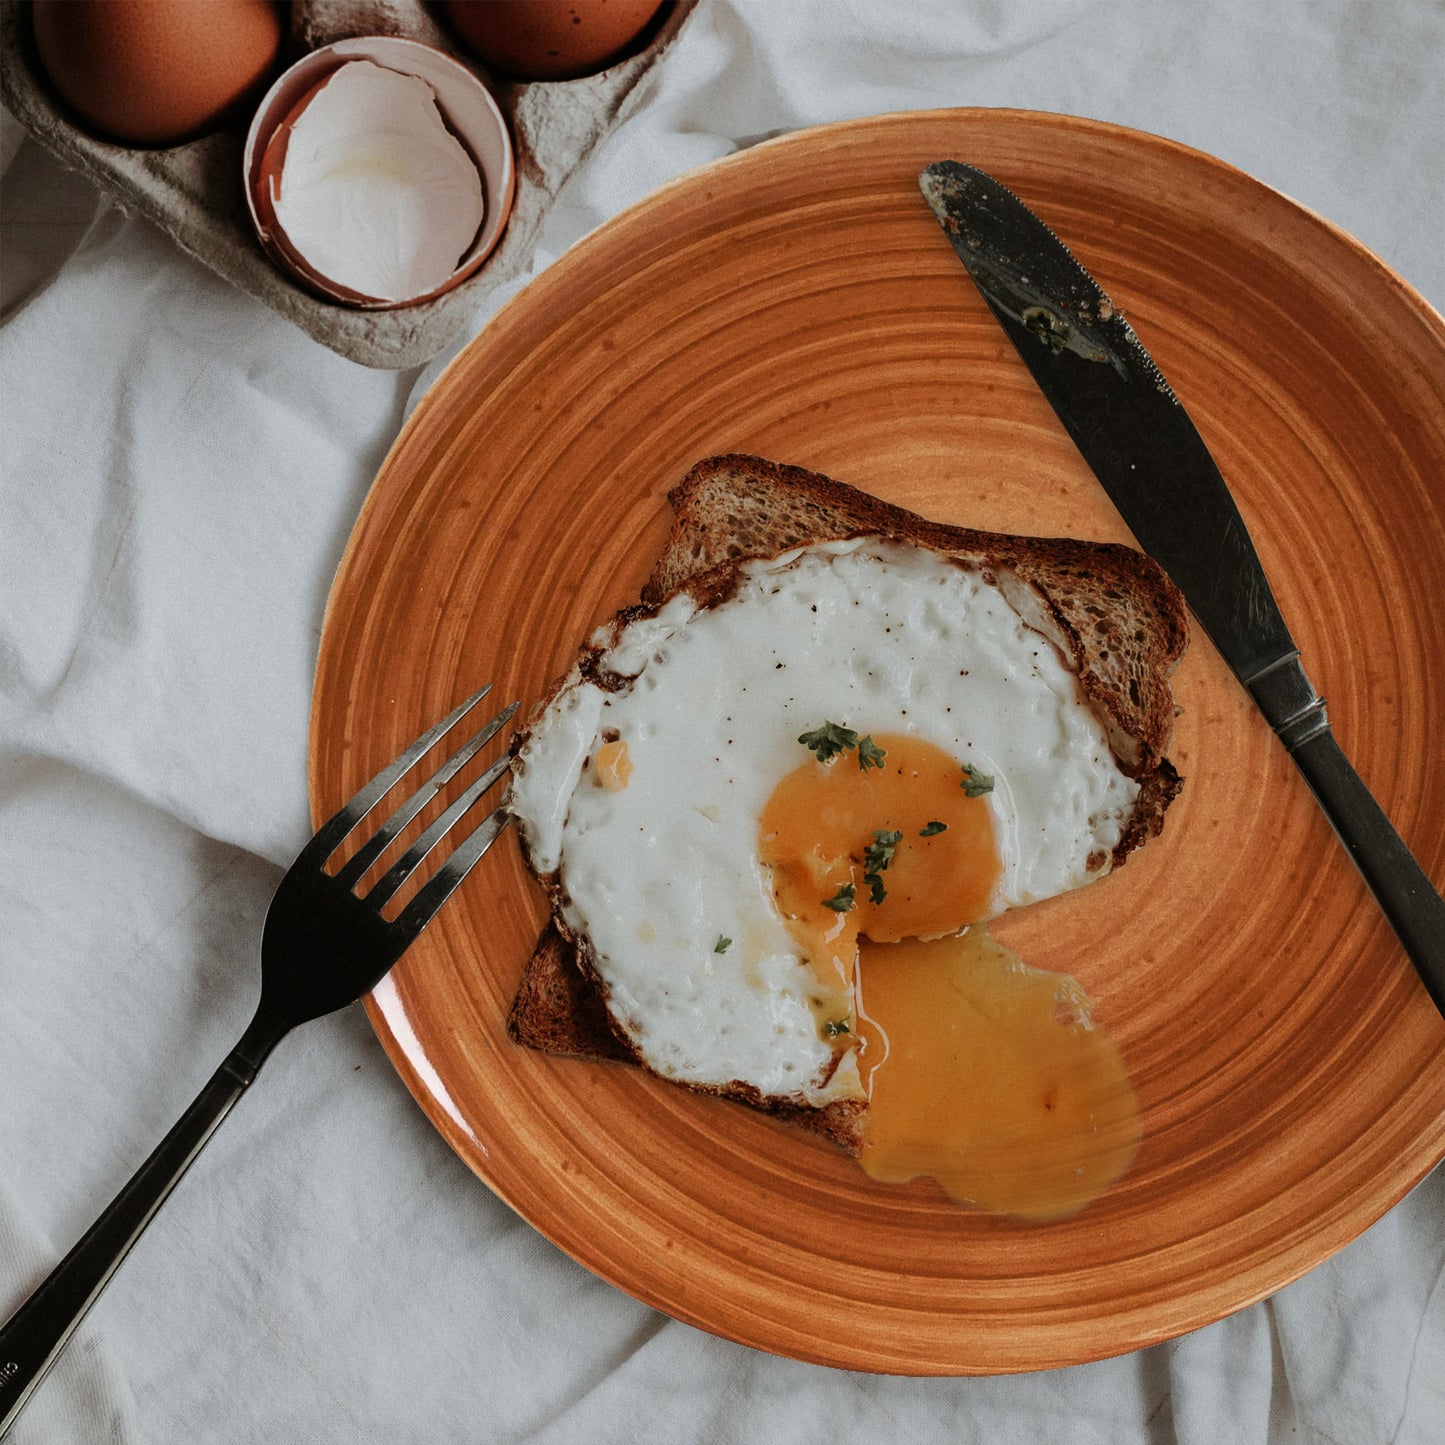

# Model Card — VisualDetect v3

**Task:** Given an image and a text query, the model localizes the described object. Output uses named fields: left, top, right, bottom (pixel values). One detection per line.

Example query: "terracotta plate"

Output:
left=308, top=110, right=1445, bottom=1374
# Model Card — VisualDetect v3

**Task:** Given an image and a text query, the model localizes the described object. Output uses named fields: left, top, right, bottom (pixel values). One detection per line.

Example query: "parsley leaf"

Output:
left=864, top=828, right=902, bottom=874
left=919, top=820, right=948, bottom=837
left=856, top=735, right=886, bottom=771
left=960, top=763, right=995, bottom=797
left=797, top=723, right=889, bottom=773
left=823, top=1018, right=852, bottom=1038
left=822, top=882, right=856, bottom=912
left=798, top=720, right=859, bottom=763
left=1023, top=305, right=1069, bottom=354
left=714, top=935, right=732, bottom=954
left=862, top=828, right=902, bottom=905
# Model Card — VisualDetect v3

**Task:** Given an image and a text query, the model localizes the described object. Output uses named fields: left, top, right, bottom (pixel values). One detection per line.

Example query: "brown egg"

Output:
left=32, top=0, right=283, bottom=147
left=442, top=0, right=664, bottom=82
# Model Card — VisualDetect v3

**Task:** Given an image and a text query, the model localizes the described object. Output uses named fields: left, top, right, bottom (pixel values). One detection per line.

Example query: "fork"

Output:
left=0, top=685, right=519, bottom=1433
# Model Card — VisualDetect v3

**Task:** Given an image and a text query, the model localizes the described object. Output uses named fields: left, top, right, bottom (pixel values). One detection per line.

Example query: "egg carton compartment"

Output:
left=0, top=0, right=697, bottom=369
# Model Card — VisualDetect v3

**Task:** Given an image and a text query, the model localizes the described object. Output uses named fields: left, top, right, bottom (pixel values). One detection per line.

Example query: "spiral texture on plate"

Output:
left=310, top=110, right=1445, bottom=1374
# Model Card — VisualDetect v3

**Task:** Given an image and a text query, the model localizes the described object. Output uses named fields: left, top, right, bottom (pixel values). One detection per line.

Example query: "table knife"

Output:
left=919, top=159, right=1445, bottom=1018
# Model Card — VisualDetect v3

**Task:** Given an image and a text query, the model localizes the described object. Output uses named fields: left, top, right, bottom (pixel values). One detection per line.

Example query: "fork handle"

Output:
left=0, top=1015, right=283, bottom=1437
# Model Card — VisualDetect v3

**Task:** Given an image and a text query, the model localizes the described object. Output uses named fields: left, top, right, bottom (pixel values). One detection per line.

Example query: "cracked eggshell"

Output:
left=243, top=36, right=514, bottom=310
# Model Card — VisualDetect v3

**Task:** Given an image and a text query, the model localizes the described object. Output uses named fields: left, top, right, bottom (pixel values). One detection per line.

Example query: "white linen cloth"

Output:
left=3, top=2, right=1442, bottom=1440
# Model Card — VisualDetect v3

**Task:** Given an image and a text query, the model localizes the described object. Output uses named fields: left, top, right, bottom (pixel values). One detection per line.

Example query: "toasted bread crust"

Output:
left=508, top=923, right=868, bottom=1154
left=506, top=922, right=634, bottom=1063
left=507, top=455, right=1188, bottom=1147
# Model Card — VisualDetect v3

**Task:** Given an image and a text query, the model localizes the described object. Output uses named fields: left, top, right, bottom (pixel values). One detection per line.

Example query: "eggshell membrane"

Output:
left=32, top=0, right=282, bottom=147
left=244, top=37, right=515, bottom=310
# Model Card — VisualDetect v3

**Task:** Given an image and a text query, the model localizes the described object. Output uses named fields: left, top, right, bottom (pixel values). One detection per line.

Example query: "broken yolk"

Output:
left=758, top=731, right=1139, bottom=1220
left=854, top=930, right=1140, bottom=1219
left=758, top=733, right=1000, bottom=1004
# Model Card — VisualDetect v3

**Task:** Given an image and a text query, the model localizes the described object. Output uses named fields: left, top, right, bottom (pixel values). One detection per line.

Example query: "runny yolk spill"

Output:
left=758, top=731, right=1139, bottom=1220
left=854, top=929, right=1140, bottom=1220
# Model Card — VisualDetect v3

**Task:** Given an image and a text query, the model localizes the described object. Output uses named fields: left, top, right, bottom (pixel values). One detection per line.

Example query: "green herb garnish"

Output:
left=798, top=722, right=886, bottom=771
left=864, top=829, right=902, bottom=874
left=822, top=882, right=856, bottom=913
left=823, top=1018, right=852, bottom=1038
left=714, top=935, right=732, bottom=954
left=960, top=763, right=995, bottom=797
left=863, top=828, right=903, bottom=905
left=798, top=721, right=859, bottom=763
left=857, top=735, right=887, bottom=771
left=1023, top=305, right=1069, bottom=354
left=919, top=820, right=948, bottom=837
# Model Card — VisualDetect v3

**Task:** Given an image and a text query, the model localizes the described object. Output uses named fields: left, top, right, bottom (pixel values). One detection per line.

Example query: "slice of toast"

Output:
left=507, top=455, right=1188, bottom=1153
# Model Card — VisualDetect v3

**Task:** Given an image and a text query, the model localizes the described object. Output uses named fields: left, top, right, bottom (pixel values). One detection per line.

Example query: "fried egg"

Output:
left=509, top=537, right=1143, bottom=1215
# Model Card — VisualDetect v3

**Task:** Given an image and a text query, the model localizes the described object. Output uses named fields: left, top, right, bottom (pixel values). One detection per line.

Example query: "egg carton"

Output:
left=0, top=0, right=697, bottom=369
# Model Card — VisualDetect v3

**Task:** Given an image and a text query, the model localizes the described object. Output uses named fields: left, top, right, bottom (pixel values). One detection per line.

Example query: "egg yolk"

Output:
left=758, top=730, right=1139, bottom=1220
left=594, top=738, right=632, bottom=791
left=853, top=930, right=1140, bottom=1220
left=758, top=733, right=1001, bottom=1012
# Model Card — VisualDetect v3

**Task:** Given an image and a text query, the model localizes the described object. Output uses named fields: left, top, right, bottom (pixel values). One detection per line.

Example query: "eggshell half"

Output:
left=243, top=37, right=515, bottom=310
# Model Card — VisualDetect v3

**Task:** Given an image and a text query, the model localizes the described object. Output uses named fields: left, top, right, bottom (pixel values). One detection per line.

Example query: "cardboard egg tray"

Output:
left=0, top=0, right=697, bottom=369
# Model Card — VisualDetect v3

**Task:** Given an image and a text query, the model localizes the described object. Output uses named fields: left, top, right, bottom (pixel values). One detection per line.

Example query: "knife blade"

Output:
left=919, top=159, right=1445, bottom=1017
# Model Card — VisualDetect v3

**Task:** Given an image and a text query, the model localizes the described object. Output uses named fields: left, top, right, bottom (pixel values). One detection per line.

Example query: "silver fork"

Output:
left=0, top=685, right=519, bottom=1433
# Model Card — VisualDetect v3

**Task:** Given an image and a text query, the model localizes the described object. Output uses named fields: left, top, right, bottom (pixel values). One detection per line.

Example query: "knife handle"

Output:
left=1285, top=726, right=1445, bottom=1018
left=1245, top=652, right=1445, bottom=1015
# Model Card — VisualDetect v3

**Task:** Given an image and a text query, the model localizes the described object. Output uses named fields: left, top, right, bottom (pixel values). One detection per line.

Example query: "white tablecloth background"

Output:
left=3, top=3, right=1442, bottom=1441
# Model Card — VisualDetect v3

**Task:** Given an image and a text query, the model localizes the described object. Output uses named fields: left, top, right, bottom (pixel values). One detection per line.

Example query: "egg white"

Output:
left=508, top=538, right=1139, bottom=1105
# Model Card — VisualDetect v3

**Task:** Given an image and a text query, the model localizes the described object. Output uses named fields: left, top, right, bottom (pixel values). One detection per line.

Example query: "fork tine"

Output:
left=391, top=807, right=514, bottom=949
left=306, top=685, right=494, bottom=867
left=364, top=752, right=513, bottom=909
left=334, top=700, right=520, bottom=889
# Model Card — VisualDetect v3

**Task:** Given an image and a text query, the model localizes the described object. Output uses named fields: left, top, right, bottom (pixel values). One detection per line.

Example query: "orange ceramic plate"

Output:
left=308, top=110, right=1445, bottom=1374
